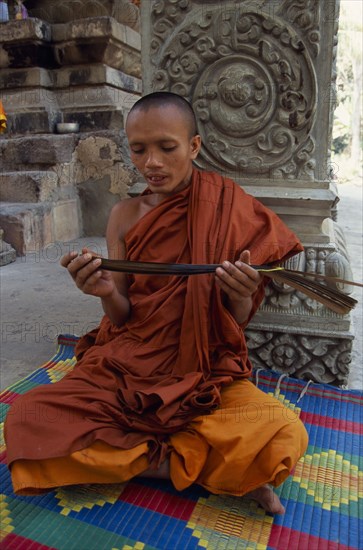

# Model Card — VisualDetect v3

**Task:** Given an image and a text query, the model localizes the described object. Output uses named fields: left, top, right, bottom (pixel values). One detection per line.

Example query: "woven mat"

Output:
left=0, top=335, right=362, bottom=550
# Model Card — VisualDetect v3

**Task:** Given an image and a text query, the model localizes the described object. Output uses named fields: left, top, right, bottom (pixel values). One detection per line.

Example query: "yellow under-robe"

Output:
left=11, top=380, right=308, bottom=496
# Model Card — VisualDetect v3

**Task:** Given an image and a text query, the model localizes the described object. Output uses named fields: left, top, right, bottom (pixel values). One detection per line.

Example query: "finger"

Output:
left=215, top=276, right=250, bottom=301
left=60, top=250, right=78, bottom=268
left=239, top=250, right=250, bottom=264
left=235, top=261, right=262, bottom=283
left=67, top=253, right=95, bottom=279
left=82, top=247, right=101, bottom=259
left=73, top=256, right=102, bottom=287
left=219, top=261, right=260, bottom=290
left=216, top=266, right=255, bottom=296
left=80, top=267, right=105, bottom=293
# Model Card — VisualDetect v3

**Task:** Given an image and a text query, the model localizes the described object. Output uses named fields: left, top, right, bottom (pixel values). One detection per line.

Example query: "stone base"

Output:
left=0, top=18, right=53, bottom=69
left=0, top=229, right=16, bottom=266
left=0, top=17, right=140, bottom=73
left=52, top=199, right=80, bottom=242
left=0, top=171, right=58, bottom=202
left=0, top=202, right=54, bottom=255
left=245, top=216, right=355, bottom=386
left=246, top=326, right=353, bottom=386
left=0, top=198, right=81, bottom=255
left=27, top=0, right=141, bottom=32
left=52, top=17, right=141, bottom=77
left=242, top=184, right=339, bottom=244
left=0, top=247, right=17, bottom=267
left=0, top=134, right=77, bottom=170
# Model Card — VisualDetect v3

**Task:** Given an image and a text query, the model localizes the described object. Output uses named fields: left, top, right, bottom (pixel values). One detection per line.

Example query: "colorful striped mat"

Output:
left=0, top=334, right=362, bottom=550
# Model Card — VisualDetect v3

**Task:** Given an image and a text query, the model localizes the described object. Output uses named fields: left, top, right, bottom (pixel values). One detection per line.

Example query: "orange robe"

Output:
left=5, top=169, right=308, bottom=495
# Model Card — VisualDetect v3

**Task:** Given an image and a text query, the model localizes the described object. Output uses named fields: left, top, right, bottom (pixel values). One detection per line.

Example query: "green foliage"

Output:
left=332, top=134, right=350, bottom=155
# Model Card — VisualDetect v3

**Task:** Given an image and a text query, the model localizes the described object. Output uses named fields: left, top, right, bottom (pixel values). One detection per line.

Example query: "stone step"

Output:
left=0, top=199, right=80, bottom=255
left=0, top=229, right=16, bottom=267
left=0, top=19, right=54, bottom=69
left=0, top=134, right=77, bottom=170
left=3, top=110, right=62, bottom=136
left=29, top=0, right=140, bottom=31
left=0, top=64, right=141, bottom=93
left=0, top=202, right=54, bottom=256
left=0, top=17, right=141, bottom=74
left=52, top=17, right=141, bottom=76
left=0, top=171, right=58, bottom=203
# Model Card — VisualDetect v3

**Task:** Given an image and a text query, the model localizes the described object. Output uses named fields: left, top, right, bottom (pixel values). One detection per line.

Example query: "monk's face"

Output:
left=126, top=105, right=201, bottom=195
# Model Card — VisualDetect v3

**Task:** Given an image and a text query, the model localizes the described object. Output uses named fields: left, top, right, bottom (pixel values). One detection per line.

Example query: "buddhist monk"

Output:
left=5, top=92, right=308, bottom=515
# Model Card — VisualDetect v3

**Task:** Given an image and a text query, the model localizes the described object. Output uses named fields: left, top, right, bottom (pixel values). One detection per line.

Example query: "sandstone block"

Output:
left=78, top=176, right=121, bottom=236
left=0, top=19, right=54, bottom=70
left=52, top=199, right=80, bottom=242
left=52, top=17, right=141, bottom=77
left=0, top=202, right=54, bottom=255
left=53, top=64, right=141, bottom=93
left=63, top=109, right=124, bottom=133
left=0, top=171, right=58, bottom=203
left=1, top=135, right=77, bottom=169
left=5, top=110, right=61, bottom=136
left=29, top=0, right=140, bottom=31
left=128, top=181, right=147, bottom=197
left=0, top=229, right=16, bottom=266
left=0, top=18, right=52, bottom=43
left=0, top=67, right=53, bottom=90
left=242, top=185, right=338, bottom=243
left=0, top=246, right=17, bottom=266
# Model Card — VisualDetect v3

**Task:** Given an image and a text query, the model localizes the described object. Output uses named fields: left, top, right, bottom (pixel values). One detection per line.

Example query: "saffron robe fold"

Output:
left=5, top=169, right=303, bottom=469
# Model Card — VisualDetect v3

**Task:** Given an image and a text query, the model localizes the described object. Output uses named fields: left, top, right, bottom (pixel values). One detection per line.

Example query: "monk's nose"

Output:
left=145, top=152, right=163, bottom=168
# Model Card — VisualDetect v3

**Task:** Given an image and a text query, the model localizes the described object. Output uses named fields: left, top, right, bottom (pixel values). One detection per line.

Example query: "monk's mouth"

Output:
left=147, top=176, right=167, bottom=185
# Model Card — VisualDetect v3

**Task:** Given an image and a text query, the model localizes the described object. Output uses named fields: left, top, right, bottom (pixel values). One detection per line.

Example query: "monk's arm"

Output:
left=102, top=202, right=131, bottom=326
left=215, top=250, right=262, bottom=325
left=100, top=284, right=130, bottom=327
left=224, top=294, right=254, bottom=325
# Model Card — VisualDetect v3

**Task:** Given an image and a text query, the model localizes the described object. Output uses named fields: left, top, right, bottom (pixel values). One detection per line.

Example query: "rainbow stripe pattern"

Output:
left=0, top=335, right=362, bottom=549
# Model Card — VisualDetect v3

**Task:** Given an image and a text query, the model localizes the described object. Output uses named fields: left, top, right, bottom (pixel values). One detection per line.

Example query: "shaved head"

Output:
left=127, top=92, right=198, bottom=138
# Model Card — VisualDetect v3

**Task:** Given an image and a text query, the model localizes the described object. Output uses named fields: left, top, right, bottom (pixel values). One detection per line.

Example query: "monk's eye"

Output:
left=161, top=146, right=177, bottom=152
left=131, top=149, right=144, bottom=154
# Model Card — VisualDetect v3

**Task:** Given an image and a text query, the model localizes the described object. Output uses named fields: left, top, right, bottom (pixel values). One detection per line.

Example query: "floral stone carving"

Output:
left=246, top=330, right=352, bottom=386
left=150, top=3, right=317, bottom=179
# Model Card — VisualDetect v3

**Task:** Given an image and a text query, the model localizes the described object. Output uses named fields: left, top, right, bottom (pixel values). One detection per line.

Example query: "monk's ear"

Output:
left=190, top=135, right=201, bottom=159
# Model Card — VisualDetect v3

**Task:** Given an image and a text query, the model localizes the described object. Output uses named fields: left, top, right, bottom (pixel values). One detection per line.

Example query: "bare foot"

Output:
left=140, top=464, right=284, bottom=515
left=247, top=485, right=285, bottom=515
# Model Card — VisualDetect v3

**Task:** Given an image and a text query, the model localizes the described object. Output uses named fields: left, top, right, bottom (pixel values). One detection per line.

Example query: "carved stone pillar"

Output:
left=141, top=0, right=354, bottom=385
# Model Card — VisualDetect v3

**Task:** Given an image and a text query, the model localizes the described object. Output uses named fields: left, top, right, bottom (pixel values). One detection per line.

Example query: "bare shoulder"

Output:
left=108, top=195, right=155, bottom=240
left=109, top=197, right=139, bottom=236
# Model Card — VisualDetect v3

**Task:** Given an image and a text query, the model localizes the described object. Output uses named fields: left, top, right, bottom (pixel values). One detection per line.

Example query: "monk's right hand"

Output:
left=60, top=248, right=116, bottom=298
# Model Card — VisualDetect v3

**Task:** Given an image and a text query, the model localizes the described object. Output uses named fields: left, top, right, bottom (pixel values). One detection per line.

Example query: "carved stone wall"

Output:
left=141, top=0, right=355, bottom=385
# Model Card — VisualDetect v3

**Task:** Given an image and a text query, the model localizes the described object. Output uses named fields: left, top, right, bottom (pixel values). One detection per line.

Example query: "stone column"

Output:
left=141, top=0, right=354, bottom=385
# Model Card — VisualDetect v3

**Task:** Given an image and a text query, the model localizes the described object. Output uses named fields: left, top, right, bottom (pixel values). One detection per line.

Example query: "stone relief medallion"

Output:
left=151, top=4, right=317, bottom=178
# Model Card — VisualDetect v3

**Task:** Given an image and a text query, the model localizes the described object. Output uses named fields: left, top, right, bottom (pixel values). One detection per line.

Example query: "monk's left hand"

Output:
left=215, top=250, right=262, bottom=304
